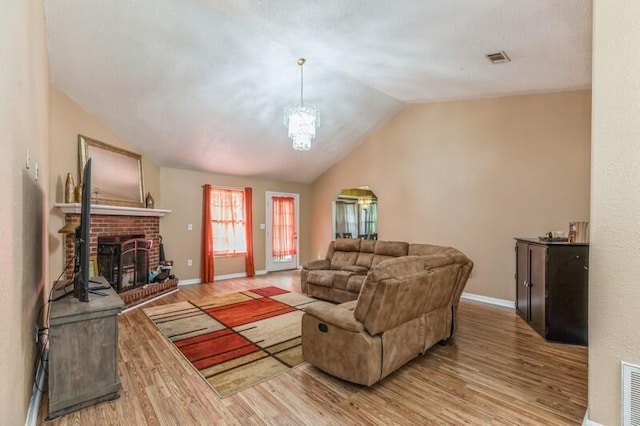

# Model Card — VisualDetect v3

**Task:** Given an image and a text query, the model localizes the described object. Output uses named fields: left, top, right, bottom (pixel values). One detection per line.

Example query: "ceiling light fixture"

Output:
left=283, top=58, right=320, bottom=151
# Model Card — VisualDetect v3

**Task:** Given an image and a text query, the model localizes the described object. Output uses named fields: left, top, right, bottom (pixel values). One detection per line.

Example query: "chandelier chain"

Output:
left=300, top=62, right=304, bottom=106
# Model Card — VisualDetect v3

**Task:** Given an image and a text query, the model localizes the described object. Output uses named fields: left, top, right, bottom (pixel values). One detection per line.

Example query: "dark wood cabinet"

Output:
left=515, top=238, right=588, bottom=345
left=48, top=278, right=124, bottom=419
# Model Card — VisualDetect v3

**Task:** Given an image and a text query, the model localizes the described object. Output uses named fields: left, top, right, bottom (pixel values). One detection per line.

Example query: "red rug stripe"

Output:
left=206, top=298, right=296, bottom=327
left=175, top=328, right=233, bottom=349
left=250, top=286, right=290, bottom=297
left=179, top=332, right=255, bottom=362
left=192, top=344, right=260, bottom=370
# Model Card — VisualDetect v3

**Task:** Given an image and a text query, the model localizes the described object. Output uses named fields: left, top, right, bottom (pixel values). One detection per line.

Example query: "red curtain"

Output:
left=272, top=196, right=296, bottom=258
left=201, top=184, right=215, bottom=283
left=244, top=187, right=255, bottom=277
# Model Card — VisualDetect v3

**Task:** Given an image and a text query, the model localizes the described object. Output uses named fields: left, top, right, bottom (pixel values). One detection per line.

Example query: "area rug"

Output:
left=143, top=286, right=321, bottom=397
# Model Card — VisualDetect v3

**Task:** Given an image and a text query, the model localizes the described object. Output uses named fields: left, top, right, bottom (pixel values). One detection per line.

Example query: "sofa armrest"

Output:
left=302, top=259, right=330, bottom=270
left=304, top=302, right=364, bottom=333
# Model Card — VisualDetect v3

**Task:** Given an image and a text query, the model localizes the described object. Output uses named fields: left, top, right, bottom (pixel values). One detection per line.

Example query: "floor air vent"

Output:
left=623, top=362, right=640, bottom=426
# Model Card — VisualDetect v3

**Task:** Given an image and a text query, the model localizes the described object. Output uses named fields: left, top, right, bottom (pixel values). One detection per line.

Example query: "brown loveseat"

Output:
left=301, top=238, right=464, bottom=303
left=301, top=250, right=473, bottom=386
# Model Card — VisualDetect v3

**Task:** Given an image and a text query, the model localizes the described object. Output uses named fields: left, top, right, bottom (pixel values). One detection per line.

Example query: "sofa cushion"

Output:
left=339, top=300, right=358, bottom=311
left=342, top=265, right=369, bottom=273
left=371, top=254, right=395, bottom=267
left=307, top=270, right=337, bottom=288
left=408, top=243, right=448, bottom=256
left=360, top=239, right=376, bottom=253
left=330, top=251, right=359, bottom=270
left=347, top=275, right=366, bottom=294
left=333, top=271, right=351, bottom=291
left=334, top=238, right=361, bottom=251
left=374, top=241, right=409, bottom=257
left=355, top=252, right=374, bottom=268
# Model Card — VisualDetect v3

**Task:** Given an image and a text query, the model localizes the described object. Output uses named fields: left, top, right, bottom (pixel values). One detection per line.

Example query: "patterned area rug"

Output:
left=143, top=286, right=320, bottom=397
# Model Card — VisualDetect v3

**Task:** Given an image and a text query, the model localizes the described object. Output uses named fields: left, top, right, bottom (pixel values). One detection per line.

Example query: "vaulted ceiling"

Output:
left=44, top=1, right=592, bottom=183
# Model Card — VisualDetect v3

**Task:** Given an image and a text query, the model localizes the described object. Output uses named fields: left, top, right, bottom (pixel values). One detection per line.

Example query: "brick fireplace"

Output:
left=63, top=214, right=160, bottom=281
left=56, top=203, right=175, bottom=307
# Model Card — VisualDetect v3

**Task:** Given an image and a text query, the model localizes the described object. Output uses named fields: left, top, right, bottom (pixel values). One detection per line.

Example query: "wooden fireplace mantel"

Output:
left=54, top=203, right=171, bottom=217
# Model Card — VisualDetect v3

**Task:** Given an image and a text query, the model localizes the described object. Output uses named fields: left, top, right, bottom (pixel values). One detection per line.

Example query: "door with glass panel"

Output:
left=266, top=192, right=299, bottom=271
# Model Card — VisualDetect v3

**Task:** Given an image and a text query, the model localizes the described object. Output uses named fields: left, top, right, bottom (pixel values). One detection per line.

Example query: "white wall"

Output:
left=0, top=0, right=50, bottom=423
left=311, top=91, right=591, bottom=301
left=588, top=1, right=640, bottom=424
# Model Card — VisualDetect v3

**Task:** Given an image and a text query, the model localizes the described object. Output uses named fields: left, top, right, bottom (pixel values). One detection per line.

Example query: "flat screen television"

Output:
left=73, top=157, right=92, bottom=302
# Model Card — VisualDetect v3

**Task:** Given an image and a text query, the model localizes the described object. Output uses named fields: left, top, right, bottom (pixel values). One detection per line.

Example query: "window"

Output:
left=211, top=188, right=246, bottom=256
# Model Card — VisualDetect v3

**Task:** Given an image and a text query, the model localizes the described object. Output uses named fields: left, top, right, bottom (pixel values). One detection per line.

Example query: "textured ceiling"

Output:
left=44, top=0, right=592, bottom=183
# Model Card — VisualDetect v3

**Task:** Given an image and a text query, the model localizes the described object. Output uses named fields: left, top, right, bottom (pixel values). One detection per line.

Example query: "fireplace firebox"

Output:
left=98, top=235, right=150, bottom=293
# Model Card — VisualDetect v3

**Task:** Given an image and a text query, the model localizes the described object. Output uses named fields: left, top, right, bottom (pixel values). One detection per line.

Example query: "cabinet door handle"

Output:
left=523, top=280, right=529, bottom=287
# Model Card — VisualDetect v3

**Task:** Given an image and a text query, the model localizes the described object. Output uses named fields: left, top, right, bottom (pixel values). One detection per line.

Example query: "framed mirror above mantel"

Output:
left=332, top=186, right=378, bottom=240
left=78, top=135, right=145, bottom=207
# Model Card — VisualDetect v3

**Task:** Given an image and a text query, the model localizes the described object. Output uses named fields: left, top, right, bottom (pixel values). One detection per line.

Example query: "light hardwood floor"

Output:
left=39, top=271, right=587, bottom=425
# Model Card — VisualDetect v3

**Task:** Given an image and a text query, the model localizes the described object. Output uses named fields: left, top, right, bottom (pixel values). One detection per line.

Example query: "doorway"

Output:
left=266, top=191, right=299, bottom=271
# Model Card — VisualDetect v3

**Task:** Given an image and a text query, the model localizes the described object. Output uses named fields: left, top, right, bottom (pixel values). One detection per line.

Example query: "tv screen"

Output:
left=73, top=157, right=92, bottom=302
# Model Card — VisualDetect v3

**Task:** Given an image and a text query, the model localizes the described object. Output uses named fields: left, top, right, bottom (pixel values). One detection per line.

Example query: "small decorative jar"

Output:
left=145, top=192, right=155, bottom=209
left=74, top=184, right=83, bottom=203
left=64, top=173, right=75, bottom=203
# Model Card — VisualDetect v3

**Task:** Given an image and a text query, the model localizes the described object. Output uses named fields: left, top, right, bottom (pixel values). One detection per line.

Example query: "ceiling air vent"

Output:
left=486, top=51, right=511, bottom=64
left=623, top=361, right=640, bottom=426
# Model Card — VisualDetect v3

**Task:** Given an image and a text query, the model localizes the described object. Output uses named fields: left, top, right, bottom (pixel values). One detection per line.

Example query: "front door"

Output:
left=266, top=192, right=299, bottom=271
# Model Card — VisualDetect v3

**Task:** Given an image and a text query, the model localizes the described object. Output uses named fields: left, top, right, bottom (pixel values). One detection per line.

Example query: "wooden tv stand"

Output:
left=47, top=277, right=124, bottom=420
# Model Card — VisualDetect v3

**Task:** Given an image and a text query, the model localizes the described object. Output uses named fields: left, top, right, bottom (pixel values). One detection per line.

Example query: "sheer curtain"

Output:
left=336, top=201, right=357, bottom=237
left=211, top=189, right=246, bottom=255
left=368, top=202, right=378, bottom=234
left=358, top=203, right=377, bottom=236
left=272, top=196, right=296, bottom=258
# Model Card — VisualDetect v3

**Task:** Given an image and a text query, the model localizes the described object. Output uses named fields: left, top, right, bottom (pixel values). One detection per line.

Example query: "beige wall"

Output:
left=0, top=0, right=50, bottom=423
left=160, top=167, right=312, bottom=281
left=49, top=85, right=161, bottom=283
left=589, top=1, right=640, bottom=424
left=311, top=91, right=591, bottom=301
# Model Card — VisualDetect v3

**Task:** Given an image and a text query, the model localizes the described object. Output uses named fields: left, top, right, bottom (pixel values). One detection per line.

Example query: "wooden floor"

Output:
left=39, top=271, right=587, bottom=425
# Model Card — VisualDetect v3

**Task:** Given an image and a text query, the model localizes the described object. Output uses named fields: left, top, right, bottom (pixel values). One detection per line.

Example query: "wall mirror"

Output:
left=78, top=135, right=145, bottom=207
left=332, top=186, right=378, bottom=240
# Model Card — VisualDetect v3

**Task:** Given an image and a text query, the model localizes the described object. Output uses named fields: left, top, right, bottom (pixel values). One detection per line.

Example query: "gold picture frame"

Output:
left=78, top=135, right=145, bottom=207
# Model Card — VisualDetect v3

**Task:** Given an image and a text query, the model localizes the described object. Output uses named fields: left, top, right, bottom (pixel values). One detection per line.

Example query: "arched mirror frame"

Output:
left=332, top=186, right=378, bottom=240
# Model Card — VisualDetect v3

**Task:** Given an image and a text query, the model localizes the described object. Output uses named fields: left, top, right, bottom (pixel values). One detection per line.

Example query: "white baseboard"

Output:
left=178, top=278, right=201, bottom=286
left=582, top=410, right=603, bottom=426
left=178, top=270, right=268, bottom=286
left=25, top=342, right=48, bottom=426
left=461, top=292, right=515, bottom=308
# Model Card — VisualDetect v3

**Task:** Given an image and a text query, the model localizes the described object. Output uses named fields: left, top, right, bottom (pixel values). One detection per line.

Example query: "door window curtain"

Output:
left=201, top=184, right=214, bottom=283
left=272, top=196, right=296, bottom=258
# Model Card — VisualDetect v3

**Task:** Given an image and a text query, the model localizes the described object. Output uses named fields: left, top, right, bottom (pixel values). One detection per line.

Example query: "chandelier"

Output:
left=283, top=58, right=320, bottom=151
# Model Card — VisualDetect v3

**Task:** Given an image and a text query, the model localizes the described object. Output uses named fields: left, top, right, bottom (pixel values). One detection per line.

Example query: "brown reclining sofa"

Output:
left=301, top=238, right=466, bottom=303
left=301, top=239, right=473, bottom=386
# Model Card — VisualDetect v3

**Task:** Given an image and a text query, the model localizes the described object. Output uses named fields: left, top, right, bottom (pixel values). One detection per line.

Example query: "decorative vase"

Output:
left=64, top=173, right=75, bottom=203
left=145, top=192, right=155, bottom=209
left=74, top=184, right=83, bottom=203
